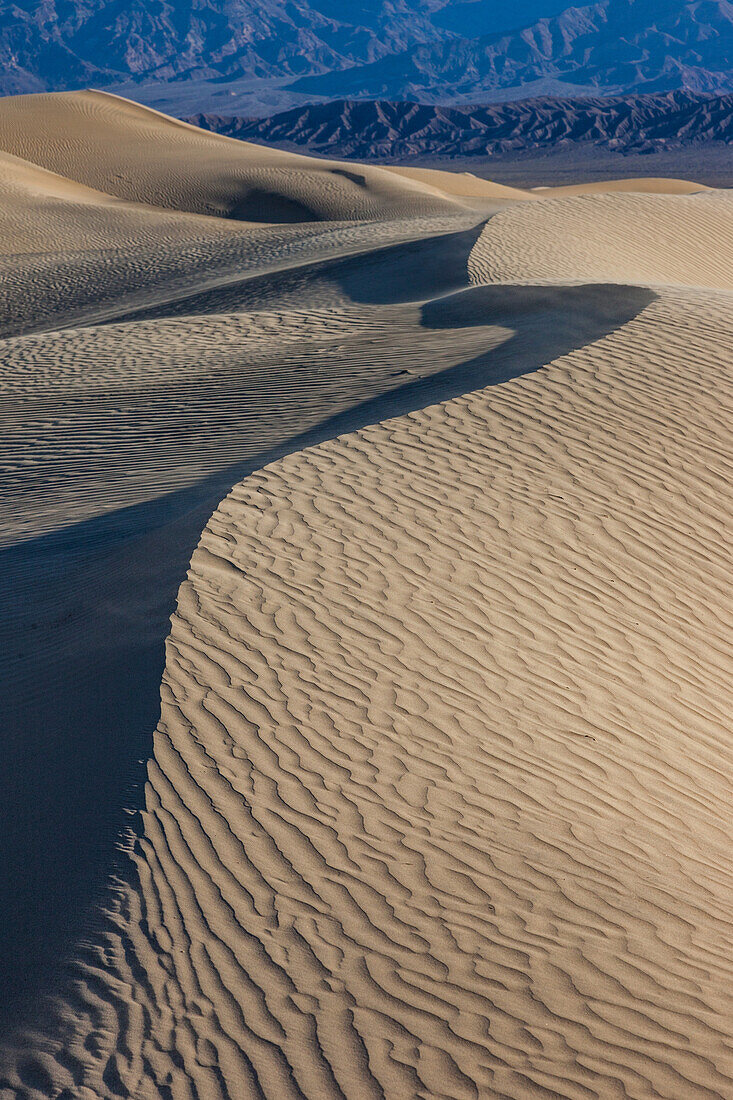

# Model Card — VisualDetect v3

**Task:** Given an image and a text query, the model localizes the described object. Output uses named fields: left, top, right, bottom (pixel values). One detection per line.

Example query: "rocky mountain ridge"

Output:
left=291, top=0, right=733, bottom=103
left=191, top=91, right=733, bottom=161
left=1, top=0, right=731, bottom=113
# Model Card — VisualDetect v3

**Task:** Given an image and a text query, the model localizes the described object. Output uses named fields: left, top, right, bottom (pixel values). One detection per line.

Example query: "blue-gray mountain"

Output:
left=191, top=91, right=733, bottom=159
left=0, top=0, right=731, bottom=110
left=290, top=1, right=733, bottom=102
left=0, top=0, right=450, bottom=95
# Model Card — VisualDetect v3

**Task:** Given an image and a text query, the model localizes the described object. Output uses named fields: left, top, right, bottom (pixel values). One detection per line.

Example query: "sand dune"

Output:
left=536, top=176, right=712, bottom=196
left=385, top=167, right=710, bottom=201
left=0, top=95, right=731, bottom=1099
left=0, top=147, right=257, bottom=256
left=67, top=285, right=732, bottom=1100
left=0, top=238, right=510, bottom=546
left=383, top=165, right=534, bottom=201
left=0, top=89, right=486, bottom=340
left=0, top=90, right=459, bottom=223
left=469, top=190, right=733, bottom=289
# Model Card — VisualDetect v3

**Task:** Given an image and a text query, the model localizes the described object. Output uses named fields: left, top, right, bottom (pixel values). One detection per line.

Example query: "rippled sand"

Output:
left=1, top=90, right=731, bottom=1099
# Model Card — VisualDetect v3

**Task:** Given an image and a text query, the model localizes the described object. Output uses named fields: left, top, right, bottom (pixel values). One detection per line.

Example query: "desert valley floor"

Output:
left=0, top=90, right=732, bottom=1099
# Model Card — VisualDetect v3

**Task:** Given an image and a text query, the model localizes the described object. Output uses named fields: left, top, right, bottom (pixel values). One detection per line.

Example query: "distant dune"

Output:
left=468, top=190, right=731, bottom=287
left=0, top=90, right=457, bottom=223
left=1, top=91, right=732, bottom=1100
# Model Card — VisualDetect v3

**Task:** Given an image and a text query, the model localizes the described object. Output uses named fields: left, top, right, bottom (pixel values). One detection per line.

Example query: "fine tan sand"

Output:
left=0, top=90, right=460, bottom=221
left=382, top=167, right=709, bottom=202
left=534, top=177, right=712, bottom=196
left=469, top=190, right=733, bottom=289
left=384, top=165, right=535, bottom=200
left=0, top=91, right=731, bottom=1100
left=0, top=146, right=255, bottom=257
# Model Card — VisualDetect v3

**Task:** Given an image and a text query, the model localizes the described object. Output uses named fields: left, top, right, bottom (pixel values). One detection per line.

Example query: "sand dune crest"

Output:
left=0, top=94, right=731, bottom=1100
left=0, top=90, right=460, bottom=223
left=469, top=189, right=733, bottom=289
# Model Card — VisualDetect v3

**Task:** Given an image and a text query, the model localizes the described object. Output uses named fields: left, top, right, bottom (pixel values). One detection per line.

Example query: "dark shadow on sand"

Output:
left=105, top=220, right=491, bottom=326
left=0, top=279, right=655, bottom=1029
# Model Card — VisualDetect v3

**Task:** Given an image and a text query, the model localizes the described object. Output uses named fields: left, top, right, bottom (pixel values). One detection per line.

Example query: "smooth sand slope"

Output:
left=383, top=166, right=535, bottom=201
left=469, top=190, right=733, bottom=289
left=534, top=177, right=711, bottom=196
left=382, top=166, right=710, bottom=202
left=0, top=90, right=459, bottom=222
left=0, top=92, right=732, bottom=1099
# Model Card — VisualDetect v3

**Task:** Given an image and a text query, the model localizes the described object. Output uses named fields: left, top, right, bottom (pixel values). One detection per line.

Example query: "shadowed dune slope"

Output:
left=5, top=282, right=731, bottom=1099
left=0, top=148, right=256, bottom=256
left=0, top=92, right=732, bottom=1100
left=0, top=221, right=496, bottom=1016
left=0, top=93, right=493, bottom=342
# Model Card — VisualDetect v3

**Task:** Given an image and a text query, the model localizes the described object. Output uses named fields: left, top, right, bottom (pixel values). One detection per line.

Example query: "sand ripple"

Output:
left=1, top=94, right=731, bottom=1099
left=7, top=288, right=731, bottom=1098
left=468, top=190, right=733, bottom=290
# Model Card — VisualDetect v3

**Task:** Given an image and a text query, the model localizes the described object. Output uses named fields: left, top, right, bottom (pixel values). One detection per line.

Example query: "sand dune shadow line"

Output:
left=0, top=279, right=654, bottom=1024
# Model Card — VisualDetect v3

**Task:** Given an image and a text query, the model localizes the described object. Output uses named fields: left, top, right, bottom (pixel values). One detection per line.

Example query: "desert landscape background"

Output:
left=0, top=75, right=732, bottom=1100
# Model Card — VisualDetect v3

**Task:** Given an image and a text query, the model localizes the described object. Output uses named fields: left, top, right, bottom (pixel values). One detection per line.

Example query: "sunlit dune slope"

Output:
left=469, top=190, right=733, bottom=288
left=17, top=282, right=731, bottom=1100
left=0, top=86, right=731, bottom=1100
left=383, top=165, right=534, bottom=200
left=537, top=176, right=711, bottom=196
left=0, top=90, right=458, bottom=223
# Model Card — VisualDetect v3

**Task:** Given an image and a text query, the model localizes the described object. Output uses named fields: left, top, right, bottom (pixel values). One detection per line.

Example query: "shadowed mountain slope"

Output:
left=1, top=0, right=731, bottom=114
left=291, top=0, right=733, bottom=103
left=191, top=91, right=733, bottom=161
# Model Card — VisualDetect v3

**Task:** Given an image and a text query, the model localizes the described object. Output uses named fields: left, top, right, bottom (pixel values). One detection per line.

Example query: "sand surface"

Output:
left=469, top=191, right=733, bottom=290
left=0, top=92, right=732, bottom=1099
left=533, top=177, right=712, bottom=196
left=383, top=166, right=535, bottom=201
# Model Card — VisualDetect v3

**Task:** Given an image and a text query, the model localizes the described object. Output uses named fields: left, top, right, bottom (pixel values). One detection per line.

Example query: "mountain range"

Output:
left=190, top=90, right=733, bottom=160
left=291, top=1, right=733, bottom=102
left=1, top=0, right=731, bottom=114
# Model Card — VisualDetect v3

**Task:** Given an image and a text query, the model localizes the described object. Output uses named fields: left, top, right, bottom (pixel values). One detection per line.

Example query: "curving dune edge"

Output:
left=0, top=90, right=732, bottom=1100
